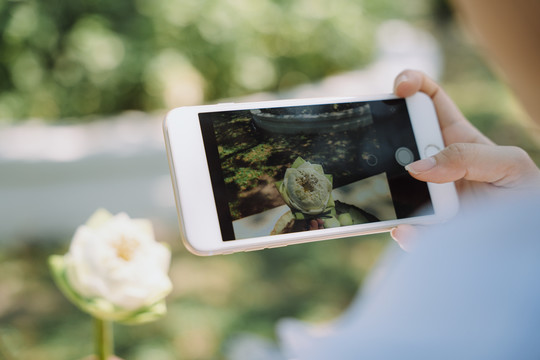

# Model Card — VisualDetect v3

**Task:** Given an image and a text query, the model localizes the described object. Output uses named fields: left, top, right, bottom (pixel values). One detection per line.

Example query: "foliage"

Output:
left=0, top=233, right=390, bottom=359
left=0, top=0, right=437, bottom=122
left=213, top=110, right=381, bottom=220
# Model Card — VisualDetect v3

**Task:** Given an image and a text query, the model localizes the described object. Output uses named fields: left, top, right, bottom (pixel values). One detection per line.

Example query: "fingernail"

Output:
left=405, top=157, right=436, bottom=174
left=394, top=73, right=409, bottom=91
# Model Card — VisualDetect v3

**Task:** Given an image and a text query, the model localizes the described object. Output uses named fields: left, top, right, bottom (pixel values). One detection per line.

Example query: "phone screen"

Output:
left=199, top=99, right=433, bottom=241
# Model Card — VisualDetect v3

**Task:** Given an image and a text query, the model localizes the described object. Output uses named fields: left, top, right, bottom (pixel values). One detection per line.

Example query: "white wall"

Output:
left=0, top=112, right=178, bottom=242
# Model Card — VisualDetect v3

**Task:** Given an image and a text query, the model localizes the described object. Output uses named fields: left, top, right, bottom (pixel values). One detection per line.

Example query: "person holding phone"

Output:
left=272, top=71, right=540, bottom=360
left=390, top=69, right=540, bottom=249
left=230, top=1, right=540, bottom=358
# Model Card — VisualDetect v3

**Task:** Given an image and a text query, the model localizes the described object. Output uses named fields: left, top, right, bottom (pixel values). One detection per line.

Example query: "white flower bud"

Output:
left=63, top=210, right=172, bottom=311
left=283, top=161, right=332, bottom=215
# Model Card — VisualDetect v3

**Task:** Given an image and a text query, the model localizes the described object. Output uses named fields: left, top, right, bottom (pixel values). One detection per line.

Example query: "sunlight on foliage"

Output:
left=0, top=0, right=438, bottom=121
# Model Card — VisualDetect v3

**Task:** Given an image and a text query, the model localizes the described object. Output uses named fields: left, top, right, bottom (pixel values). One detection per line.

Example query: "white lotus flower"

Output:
left=49, top=209, right=172, bottom=323
left=282, top=161, right=332, bottom=215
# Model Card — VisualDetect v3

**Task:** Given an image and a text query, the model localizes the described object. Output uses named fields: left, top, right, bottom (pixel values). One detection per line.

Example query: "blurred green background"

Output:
left=1, top=0, right=446, bottom=122
left=1, top=0, right=539, bottom=359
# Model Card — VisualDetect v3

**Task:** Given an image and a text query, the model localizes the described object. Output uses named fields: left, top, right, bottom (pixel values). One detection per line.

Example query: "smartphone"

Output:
left=163, top=93, right=458, bottom=255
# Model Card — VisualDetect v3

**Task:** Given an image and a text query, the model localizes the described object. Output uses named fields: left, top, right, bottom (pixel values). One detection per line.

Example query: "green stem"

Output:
left=94, top=317, right=114, bottom=360
left=0, top=333, right=15, bottom=360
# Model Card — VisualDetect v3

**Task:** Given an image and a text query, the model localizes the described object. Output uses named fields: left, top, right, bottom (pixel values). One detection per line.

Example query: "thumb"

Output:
left=405, top=143, right=540, bottom=187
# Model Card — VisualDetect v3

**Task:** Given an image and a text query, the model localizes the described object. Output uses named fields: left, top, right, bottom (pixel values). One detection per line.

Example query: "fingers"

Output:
left=394, top=70, right=440, bottom=99
left=406, top=143, right=540, bottom=187
left=390, top=225, right=418, bottom=252
left=394, top=70, right=493, bottom=145
left=394, top=70, right=462, bottom=131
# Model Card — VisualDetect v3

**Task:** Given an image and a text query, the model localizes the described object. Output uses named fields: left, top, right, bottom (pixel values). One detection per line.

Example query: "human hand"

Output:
left=391, top=69, right=540, bottom=249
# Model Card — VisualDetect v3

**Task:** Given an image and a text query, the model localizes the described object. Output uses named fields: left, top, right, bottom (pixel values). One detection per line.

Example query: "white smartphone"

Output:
left=164, top=93, right=458, bottom=255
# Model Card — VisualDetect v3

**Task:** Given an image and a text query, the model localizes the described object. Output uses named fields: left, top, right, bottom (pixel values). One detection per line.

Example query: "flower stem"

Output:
left=0, top=333, right=16, bottom=360
left=94, top=317, right=114, bottom=360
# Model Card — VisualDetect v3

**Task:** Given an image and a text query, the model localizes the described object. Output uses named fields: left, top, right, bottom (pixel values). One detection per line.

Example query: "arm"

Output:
left=391, top=70, right=540, bottom=248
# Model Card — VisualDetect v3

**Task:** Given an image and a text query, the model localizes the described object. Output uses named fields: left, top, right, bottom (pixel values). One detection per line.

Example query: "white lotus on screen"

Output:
left=63, top=210, right=172, bottom=311
left=283, top=162, right=332, bottom=215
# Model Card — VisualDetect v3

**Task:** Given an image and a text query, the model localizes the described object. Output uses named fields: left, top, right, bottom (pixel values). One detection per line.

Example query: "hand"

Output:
left=391, top=70, right=540, bottom=250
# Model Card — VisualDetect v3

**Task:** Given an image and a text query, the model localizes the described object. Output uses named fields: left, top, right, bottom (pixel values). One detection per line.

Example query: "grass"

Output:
left=0, top=233, right=390, bottom=359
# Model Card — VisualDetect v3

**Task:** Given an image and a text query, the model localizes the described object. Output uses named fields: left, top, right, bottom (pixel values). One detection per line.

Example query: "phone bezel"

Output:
left=163, top=93, right=458, bottom=255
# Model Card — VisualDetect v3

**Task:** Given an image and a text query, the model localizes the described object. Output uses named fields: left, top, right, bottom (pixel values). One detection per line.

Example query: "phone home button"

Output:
left=424, top=144, right=441, bottom=158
